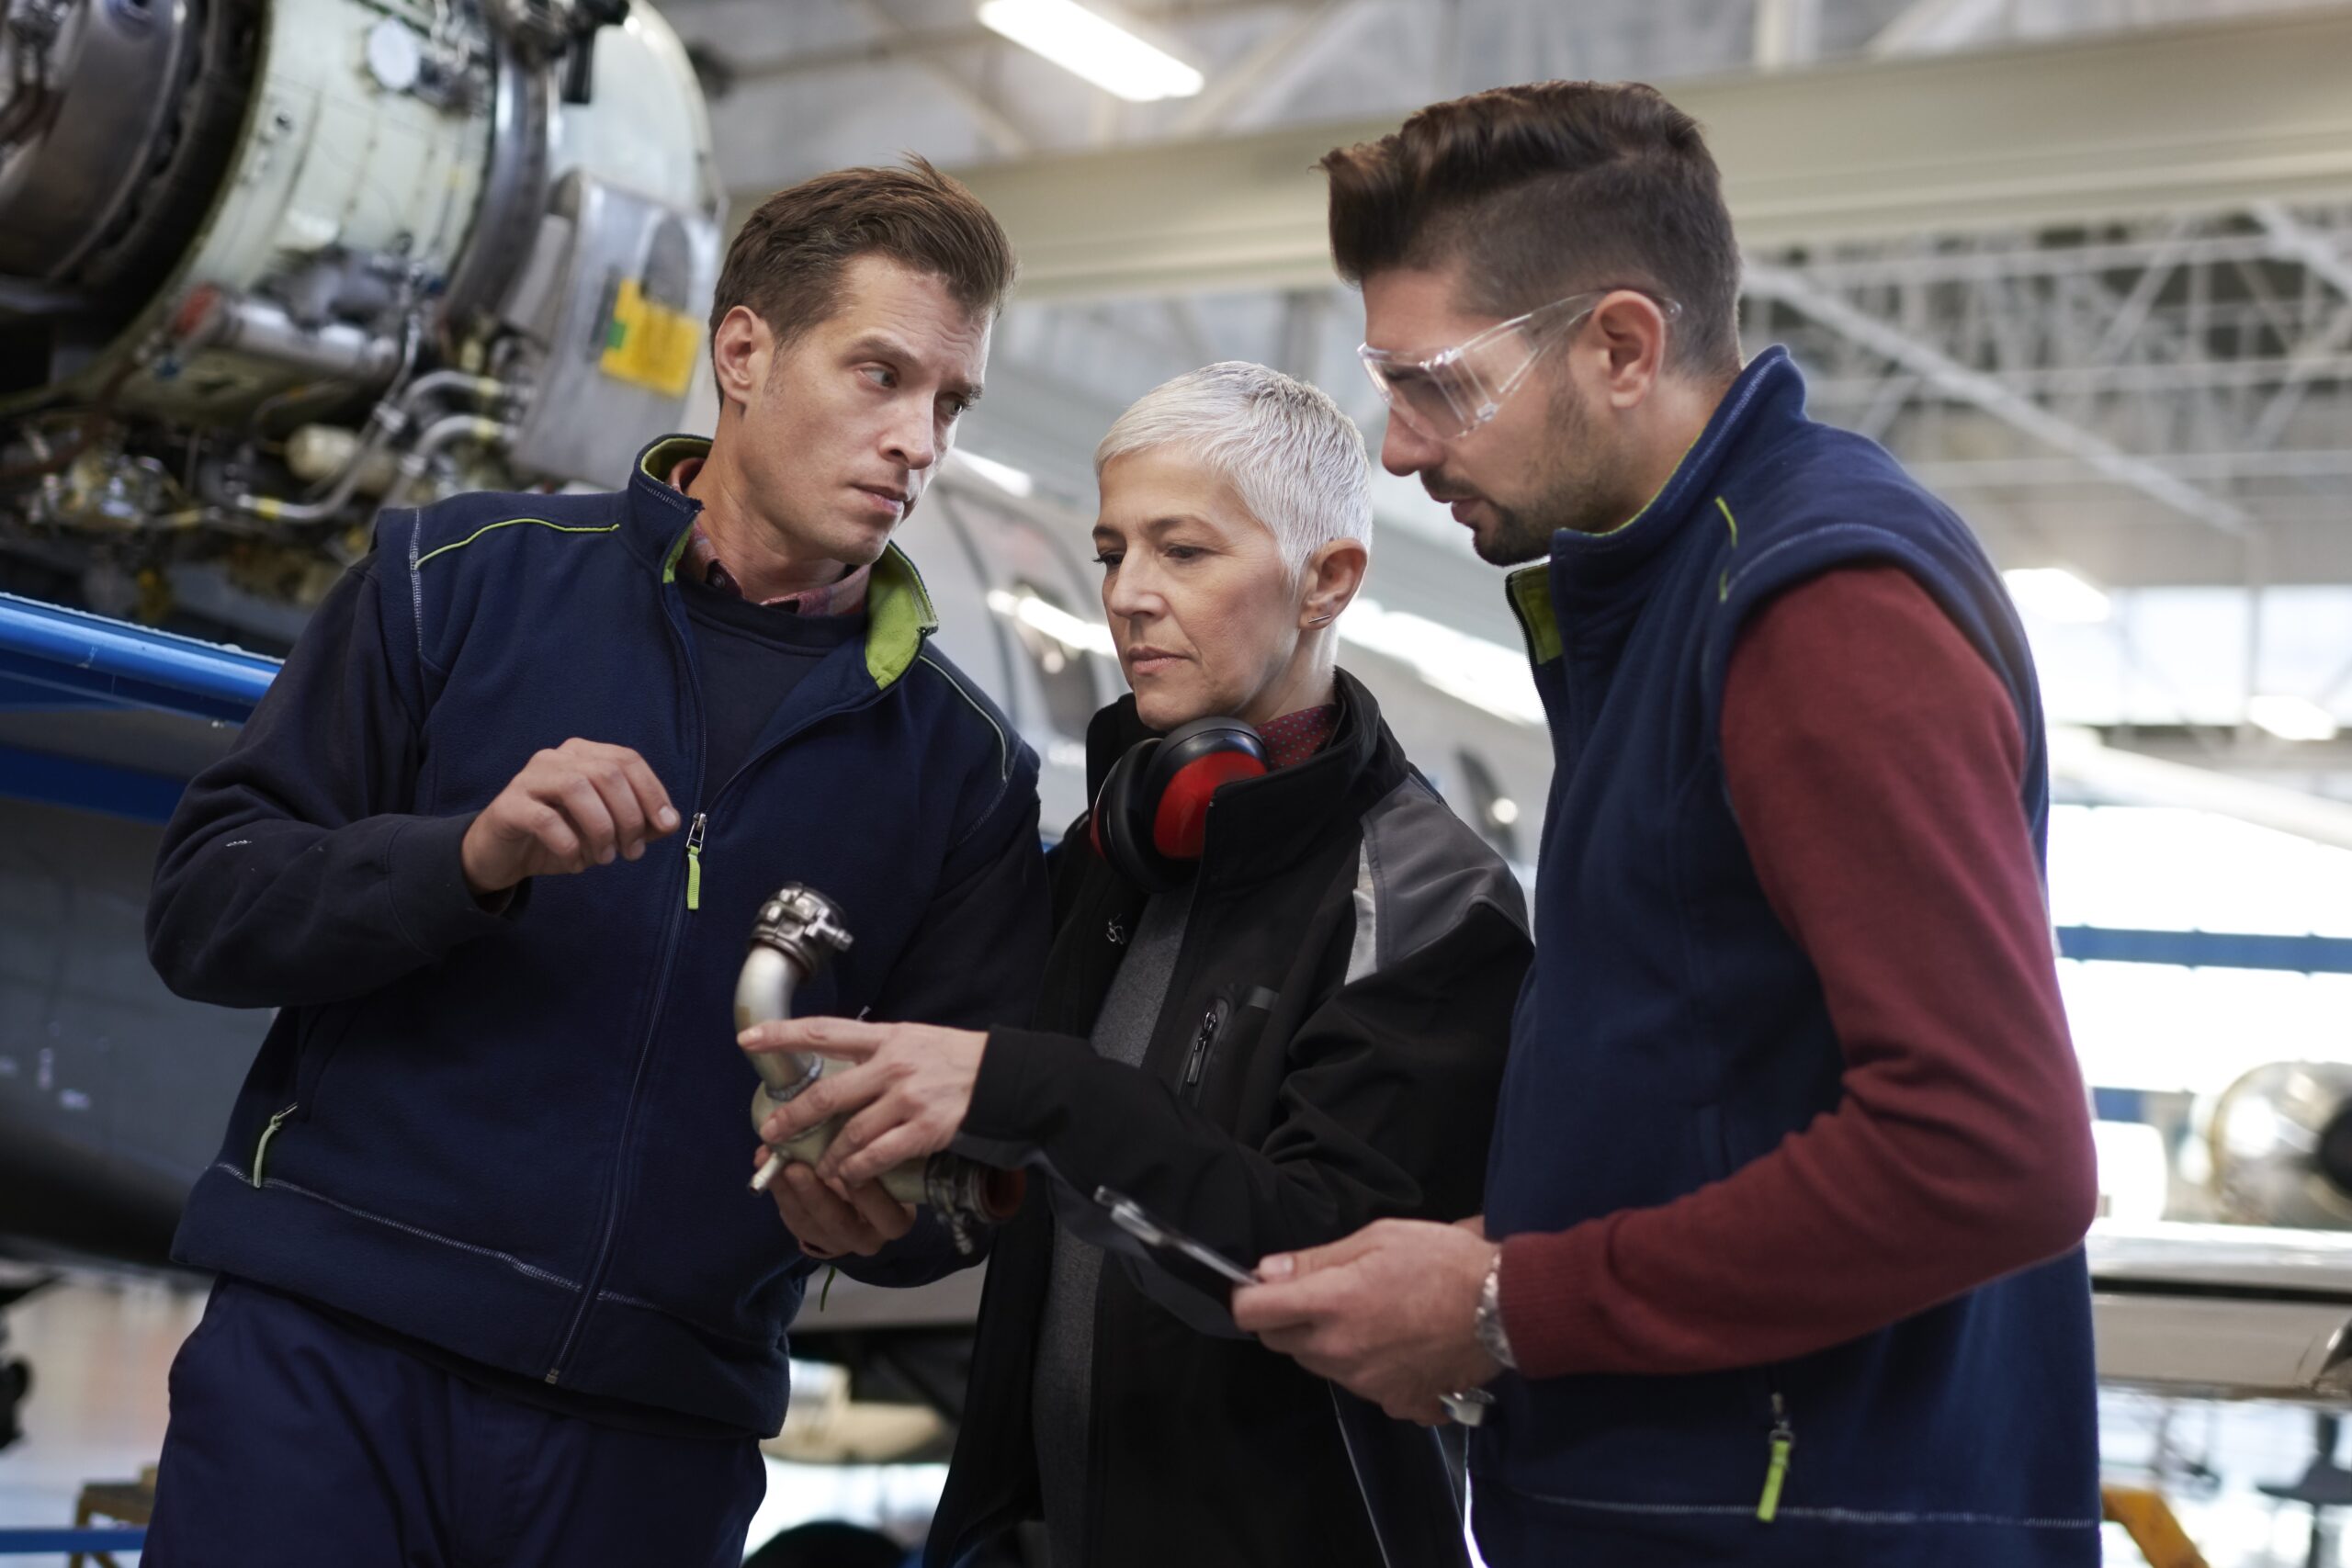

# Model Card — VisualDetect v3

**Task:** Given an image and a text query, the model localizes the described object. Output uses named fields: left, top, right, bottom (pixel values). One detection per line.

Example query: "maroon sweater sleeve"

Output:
left=1497, top=564, right=2097, bottom=1380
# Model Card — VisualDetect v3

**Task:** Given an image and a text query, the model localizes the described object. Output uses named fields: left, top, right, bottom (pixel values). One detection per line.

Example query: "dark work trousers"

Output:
left=143, top=1276, right=766, bottom=1567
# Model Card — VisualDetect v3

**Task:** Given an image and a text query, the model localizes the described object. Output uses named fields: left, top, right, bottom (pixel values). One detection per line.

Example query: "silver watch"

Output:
left=1474, top=1249, right=1517, bottom=1371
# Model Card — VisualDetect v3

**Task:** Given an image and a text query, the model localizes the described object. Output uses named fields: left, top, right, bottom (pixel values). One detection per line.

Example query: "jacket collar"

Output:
left=1081, top=668, right=1395, bottom=888
left=626, top=434, right=938, bottom=690
left=1505, top=347, right=1806, bottom=659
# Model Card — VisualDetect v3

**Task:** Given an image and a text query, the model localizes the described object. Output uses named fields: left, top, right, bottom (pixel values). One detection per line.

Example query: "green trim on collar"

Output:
left=1591, top=431, right=1706, bottom=538
left=639, top=434, right=710, bottom=485
left=1507, top=566, right=1562, bottom=665
left=862, top=545, right=938, bottom=688
left=641, top=430, right=933, bottom=685
left=660, top=522, right=695, bottom=583
left=1715, top=495, right=1740, bottom=603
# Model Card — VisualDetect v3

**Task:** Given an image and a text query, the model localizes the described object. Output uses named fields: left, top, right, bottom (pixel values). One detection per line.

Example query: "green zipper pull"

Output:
left=1757, top=1394, right=1794, bottom=1523
left=252, top=1103, right=298, bottom=1188
left=684, top=812, right=707, bottom=910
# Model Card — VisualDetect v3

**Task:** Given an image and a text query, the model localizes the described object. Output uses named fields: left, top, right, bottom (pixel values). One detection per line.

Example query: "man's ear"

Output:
left=1300, top=537, right=1371, bottom=628
left=1589, top=290, right=1671, bottom=411
left=710, top=305, right=775, bottom=414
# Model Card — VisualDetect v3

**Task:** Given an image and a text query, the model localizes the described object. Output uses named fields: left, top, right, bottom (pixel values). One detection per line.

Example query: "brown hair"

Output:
left=1321, top=83, right=1741, bottom=378
left=712, top=154, right=1016, bottom=353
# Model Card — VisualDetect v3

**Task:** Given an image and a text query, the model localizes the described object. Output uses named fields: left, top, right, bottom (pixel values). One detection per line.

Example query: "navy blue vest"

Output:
left=1473, top=350, right=2098, bottom=1566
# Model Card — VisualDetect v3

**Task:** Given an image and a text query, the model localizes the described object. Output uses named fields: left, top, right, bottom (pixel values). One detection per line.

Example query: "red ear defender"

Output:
left=1142, top=717, right=1269, bottom=860
left=1089, top=717, right=1268, bottom=890
left=1151, top=749, right=1266, bottom=858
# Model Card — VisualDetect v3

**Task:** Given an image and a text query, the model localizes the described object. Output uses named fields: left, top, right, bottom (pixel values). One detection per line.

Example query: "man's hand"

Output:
left=1231, top=1218, right=1502, bottom=1425
left=754, top=1145, right=916, bottom=1258
left=741, top=1019, right=986, bottom=1187
left=461, top=739, right=679, bottom=896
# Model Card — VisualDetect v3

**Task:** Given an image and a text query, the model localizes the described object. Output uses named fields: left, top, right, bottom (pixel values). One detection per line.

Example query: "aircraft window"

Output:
left=995, top=577, right=1107, bottom=739
left=1453, top=747, right=1521, bottom=861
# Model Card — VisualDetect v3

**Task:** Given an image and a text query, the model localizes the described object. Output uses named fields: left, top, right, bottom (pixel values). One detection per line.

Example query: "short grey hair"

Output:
left=1095, top=361, right=1373, bottom=574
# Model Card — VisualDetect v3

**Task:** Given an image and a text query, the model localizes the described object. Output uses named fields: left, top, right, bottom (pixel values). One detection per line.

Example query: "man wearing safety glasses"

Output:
left=1233, top=81, right=2101, bottom=1566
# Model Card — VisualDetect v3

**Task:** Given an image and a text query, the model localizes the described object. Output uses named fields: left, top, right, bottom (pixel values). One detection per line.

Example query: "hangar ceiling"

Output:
left=667, top=0, right=2352, bottom=790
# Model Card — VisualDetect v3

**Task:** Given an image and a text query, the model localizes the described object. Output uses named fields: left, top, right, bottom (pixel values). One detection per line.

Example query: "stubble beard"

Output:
left=1467, top=382, right=1626, bottom=566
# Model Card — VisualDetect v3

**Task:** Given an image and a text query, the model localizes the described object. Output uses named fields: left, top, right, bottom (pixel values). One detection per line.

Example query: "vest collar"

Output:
left=1506, top=348, right=1805, bottom=649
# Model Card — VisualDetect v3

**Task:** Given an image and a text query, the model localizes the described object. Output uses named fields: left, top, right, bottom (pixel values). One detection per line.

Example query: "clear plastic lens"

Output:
left=1366, top=361, right=1468, bottom=439
left=1359, top=289, right=1680, bottom=440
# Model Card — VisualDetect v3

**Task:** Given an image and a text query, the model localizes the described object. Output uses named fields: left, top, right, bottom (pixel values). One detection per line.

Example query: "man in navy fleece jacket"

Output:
left=140, top=159, right=1049, bottom=1567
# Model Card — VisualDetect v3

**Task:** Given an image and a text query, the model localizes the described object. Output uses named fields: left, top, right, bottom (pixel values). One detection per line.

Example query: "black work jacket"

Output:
left=928, top=671, right=1532, bottom=1568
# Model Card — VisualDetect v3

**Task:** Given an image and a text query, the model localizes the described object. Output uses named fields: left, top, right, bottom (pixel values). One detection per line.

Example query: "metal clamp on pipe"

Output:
left=736, top=884, right=1022, bottom=1254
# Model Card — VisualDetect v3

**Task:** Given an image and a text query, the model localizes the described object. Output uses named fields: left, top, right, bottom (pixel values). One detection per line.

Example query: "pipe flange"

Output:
left=747, top=885, right=854, bottom=974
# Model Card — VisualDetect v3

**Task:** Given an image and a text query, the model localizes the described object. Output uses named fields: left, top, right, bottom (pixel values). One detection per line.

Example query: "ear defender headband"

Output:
left=1089, top=716, right=1270, bottom=892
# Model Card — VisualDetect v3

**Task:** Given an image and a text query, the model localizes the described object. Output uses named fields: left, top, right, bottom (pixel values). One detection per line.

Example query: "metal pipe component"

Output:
left=735, top=884, right=1023, bottom=1250
left=284, top=424, right=399, bottom=495
left=233, top=403, right=409, bottom=523
left=229, top=314, right=455, bottom=525
left=396, top=369, right=510, bottom=417
left=180, top=290, right=405, bottom=384
left=376, top=412, right=514, bottom=511
left=736, top=887, right=851, bottom=1103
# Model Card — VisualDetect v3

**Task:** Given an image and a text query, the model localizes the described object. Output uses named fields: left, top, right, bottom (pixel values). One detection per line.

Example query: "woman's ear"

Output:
left=1299, top=538, right=1370, bottom=629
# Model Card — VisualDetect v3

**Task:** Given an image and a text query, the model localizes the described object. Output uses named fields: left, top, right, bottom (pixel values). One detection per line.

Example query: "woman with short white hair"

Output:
left=743, top=362, right=1532, bottom=1568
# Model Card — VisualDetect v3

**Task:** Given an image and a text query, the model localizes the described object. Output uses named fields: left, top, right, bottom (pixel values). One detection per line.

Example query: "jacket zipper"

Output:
left=1757, top=1391, right=1795, bottom=1522
left=546, top=841, right=693, bottom=1383
left=251, top=1102, right=297, bottom=1188
left=1181, top=1005, right=1223, bottom=1099
left=682, top=649, right=910, bottom=917
left=546, top=582, right=708, bottom=1386
left=543, top=578, right=912, bottom=1383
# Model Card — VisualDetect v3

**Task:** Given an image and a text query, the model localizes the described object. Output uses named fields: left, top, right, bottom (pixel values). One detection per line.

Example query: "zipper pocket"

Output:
left=1182, top=987, right=1279, bottom=1107
left=1757, top=1391, right=1795, bottom=1522
left=1181, top=1004, right=1225, bottom=1100
left=684, top=811, right=707, bottom=910
left=252, top=1103, right=298, bottom=1188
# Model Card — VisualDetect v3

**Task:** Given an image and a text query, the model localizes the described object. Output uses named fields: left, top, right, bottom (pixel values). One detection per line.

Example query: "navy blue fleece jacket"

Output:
left=149, top=436, right=1049, bottom=1436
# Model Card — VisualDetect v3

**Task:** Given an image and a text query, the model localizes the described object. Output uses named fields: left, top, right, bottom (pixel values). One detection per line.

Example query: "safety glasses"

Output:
left=1356, top=289, right=1683, bottom=441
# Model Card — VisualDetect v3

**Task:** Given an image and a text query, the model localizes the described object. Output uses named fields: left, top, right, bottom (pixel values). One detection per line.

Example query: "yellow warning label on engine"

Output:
left=600, top=278, right=701, bottom=398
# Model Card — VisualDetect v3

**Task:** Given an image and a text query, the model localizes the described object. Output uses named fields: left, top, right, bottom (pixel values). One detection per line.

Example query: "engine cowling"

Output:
left=0, top=0, right=721, bottom=628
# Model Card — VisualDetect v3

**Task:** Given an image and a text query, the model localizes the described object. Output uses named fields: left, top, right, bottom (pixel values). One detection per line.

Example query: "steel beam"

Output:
left=852, top=0, right=1035, bottom=157
left=1746, top=264, right=2251, bottom=534
left=868, top=10, right=2352, bottom=299
left=1170, top=0, right=1377, bottom=136
left=2254, top=202, right=2352, bottom=301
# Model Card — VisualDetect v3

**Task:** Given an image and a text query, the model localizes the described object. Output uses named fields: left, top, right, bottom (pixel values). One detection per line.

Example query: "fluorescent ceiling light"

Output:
left=988, top=588, right=1117, bottom=656
left=977, top=0, right=1204, bottom=101
left=954, top=449, right=1035, bottom=497
left=2247, top=694, right=2340, bottom=743
left=2003, top=567, right=2110, bottom=624
left=1340, top=598, right=1545, bottom=728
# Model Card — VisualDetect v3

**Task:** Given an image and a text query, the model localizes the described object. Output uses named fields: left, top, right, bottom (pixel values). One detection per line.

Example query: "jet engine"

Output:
left=0, top=0, right=720, bottom=630
left=2204, top=1061, right=2352, bottom=1230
